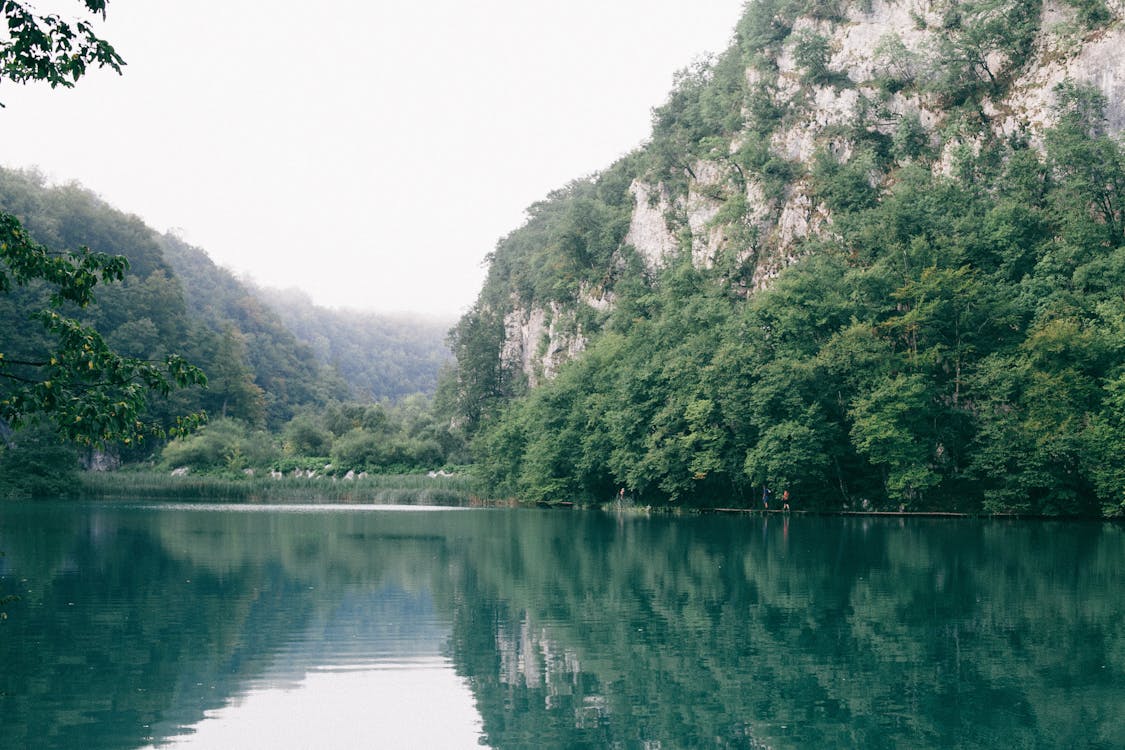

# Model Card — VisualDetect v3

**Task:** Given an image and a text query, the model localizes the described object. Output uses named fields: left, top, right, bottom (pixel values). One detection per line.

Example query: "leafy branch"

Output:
left=1, top=212, right=206, bottom=446
left=0, top=0, right=123, bottom=104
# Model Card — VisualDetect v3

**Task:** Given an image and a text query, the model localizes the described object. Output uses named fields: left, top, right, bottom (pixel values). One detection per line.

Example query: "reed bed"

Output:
left=78, top=470, right=481, bottom=505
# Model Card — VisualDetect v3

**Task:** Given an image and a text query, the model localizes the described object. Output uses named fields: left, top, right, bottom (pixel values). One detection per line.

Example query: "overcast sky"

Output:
left=1, top=0, right=745, bottom=318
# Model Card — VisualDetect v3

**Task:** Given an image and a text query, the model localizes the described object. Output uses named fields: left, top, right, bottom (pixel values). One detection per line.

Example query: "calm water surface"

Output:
left=0, top=501, right=1122, bottom=749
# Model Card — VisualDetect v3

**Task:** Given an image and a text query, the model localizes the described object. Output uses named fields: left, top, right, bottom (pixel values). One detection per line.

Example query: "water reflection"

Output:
left=0, top=503, right=1122, bottom=749
left=0, top=503, right=487, bottom=749
left=145, top=658, right=482, bottom=749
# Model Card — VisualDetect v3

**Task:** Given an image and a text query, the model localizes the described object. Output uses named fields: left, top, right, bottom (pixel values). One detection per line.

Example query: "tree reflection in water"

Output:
left=0, top=504, right=1121, bottom=749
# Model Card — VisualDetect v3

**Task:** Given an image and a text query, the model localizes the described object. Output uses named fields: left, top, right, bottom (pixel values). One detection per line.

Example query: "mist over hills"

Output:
left=251, top=286, right=453, bottom=403
left=6, top=0, right=1125, bottom=515
left=0, top=167, right=451, bottom=432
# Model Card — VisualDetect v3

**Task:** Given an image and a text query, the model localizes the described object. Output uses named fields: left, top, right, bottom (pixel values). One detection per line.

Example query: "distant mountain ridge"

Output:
left=251, top=285, right=453, bottom=402
left=0, top=167, right=451, bottom=435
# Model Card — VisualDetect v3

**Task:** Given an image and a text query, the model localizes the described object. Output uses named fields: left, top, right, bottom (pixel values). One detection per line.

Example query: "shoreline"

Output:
left=712, top=508, right=975, bottom=517
left=685, top=507, right=1113, bottom=521
left=39, top=472, right=1120, bottom=521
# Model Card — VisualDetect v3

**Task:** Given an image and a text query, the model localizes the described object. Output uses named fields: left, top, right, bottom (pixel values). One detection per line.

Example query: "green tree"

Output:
left=849, top=373, right=941, bottom=506
left=281, top=412, right=333, bottom=456
left=930, top=0, right=1039, bottom=103
left=1046, top=83, right=1125, bottom=250
left=160, top=417, right=277, bottom=473
left=792, top=30, right=832, bottom=85
left=202, top=327, right=265, bottom=425
left=1, top=1, right=204, bottom=446
left=0, top=0, right=123, bottom=99
left=1084, top=368, right=1125, bottom=516
left=330, top=428, right=383, bottom=472
left=1, top=214, right=205, bottom=445
left=0, top=421, right=79, bottom=497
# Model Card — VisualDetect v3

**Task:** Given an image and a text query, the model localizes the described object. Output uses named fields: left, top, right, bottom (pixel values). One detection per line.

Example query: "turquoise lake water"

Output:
left=1, top=501, right=1122, bottom=749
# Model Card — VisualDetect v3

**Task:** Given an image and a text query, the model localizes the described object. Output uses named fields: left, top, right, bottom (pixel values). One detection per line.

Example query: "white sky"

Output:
left=1, top=0, right=745, bottom=317
left=145, top=660, right=486, bottom=749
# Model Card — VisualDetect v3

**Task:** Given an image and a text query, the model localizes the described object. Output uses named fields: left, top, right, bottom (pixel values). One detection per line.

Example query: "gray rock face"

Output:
left=82, top=450, right=121, bottom=472
left=496, top=0, right=1125, bottom=383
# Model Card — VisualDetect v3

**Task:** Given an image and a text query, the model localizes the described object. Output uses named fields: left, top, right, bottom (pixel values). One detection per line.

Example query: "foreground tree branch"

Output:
left=1, top=1, right=205, bottom=446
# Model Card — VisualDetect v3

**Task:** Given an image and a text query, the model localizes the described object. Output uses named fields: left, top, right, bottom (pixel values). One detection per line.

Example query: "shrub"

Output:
left=160, top=418, right=278, bottom=472
left=0, top=422, right=79, bottom=498
left=282, top=413, right=333, bottom=455
left=330, top=428, right=383, bottom=471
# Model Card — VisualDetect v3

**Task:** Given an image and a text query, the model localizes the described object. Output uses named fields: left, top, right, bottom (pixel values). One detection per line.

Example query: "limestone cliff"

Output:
left=450, top=0, right=1125, bottom=423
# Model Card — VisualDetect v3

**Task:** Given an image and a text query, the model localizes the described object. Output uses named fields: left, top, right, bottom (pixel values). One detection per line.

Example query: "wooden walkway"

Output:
left=708, top=508, right=1003, bottom=518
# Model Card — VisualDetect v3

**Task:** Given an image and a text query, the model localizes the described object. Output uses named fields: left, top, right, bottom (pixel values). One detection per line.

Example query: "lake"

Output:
left=0, top=501, right=1122, bottom=749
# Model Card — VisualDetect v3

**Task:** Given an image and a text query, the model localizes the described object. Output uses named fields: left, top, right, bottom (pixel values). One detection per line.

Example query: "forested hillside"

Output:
left=157, top=232, right=349, bottom=426
left=0, top=168, right=343, bottom=429
left=449, top=0, right=1125, bottom=517
left=252, top=286, right=452, bottom=401
left=0, top=169, right=460, bottom=491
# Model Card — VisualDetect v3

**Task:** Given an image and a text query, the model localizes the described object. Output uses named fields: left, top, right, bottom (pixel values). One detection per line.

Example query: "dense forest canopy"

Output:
left=5, top=0, right=1125, bottom=515
left=449, top=0, right=1125, bottom=517
left=0, top=0, right=208, bottom=452
left=0, top=168, right=461, bottom=493
left=0, top=169, right=339, bottom=428
left=1, top=2, right=461, bottom=494
left=252, top=286, right=453, bottom=402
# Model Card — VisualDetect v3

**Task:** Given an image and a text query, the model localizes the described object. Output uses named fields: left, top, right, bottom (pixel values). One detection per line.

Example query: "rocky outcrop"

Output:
left=624, top=180, right=679, bottom=269
left=1002, top=15, right=1125, bottom=135
left=501, top=301, right=588, bottom=388
left=81, top=449, right=121, bottom=472
left=486, top=0, right=1125, bottom=385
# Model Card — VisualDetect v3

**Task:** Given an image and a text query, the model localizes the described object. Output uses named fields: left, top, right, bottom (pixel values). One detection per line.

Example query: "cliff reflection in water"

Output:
left=0, top=504, right=1122, bottom=749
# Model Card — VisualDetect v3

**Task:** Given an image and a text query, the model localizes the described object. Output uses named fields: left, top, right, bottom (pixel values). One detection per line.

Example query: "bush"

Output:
left=282, top=413, right=333, bottom=455
left=160, top=418, right=278, bottom=472
left=792, top=31, right=832, bottom=85
left=330, top=428, right=383, bottom=471
left=0, top=422, right=79, bottom=498
left=1063, top=0, right=1111, bottom=29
